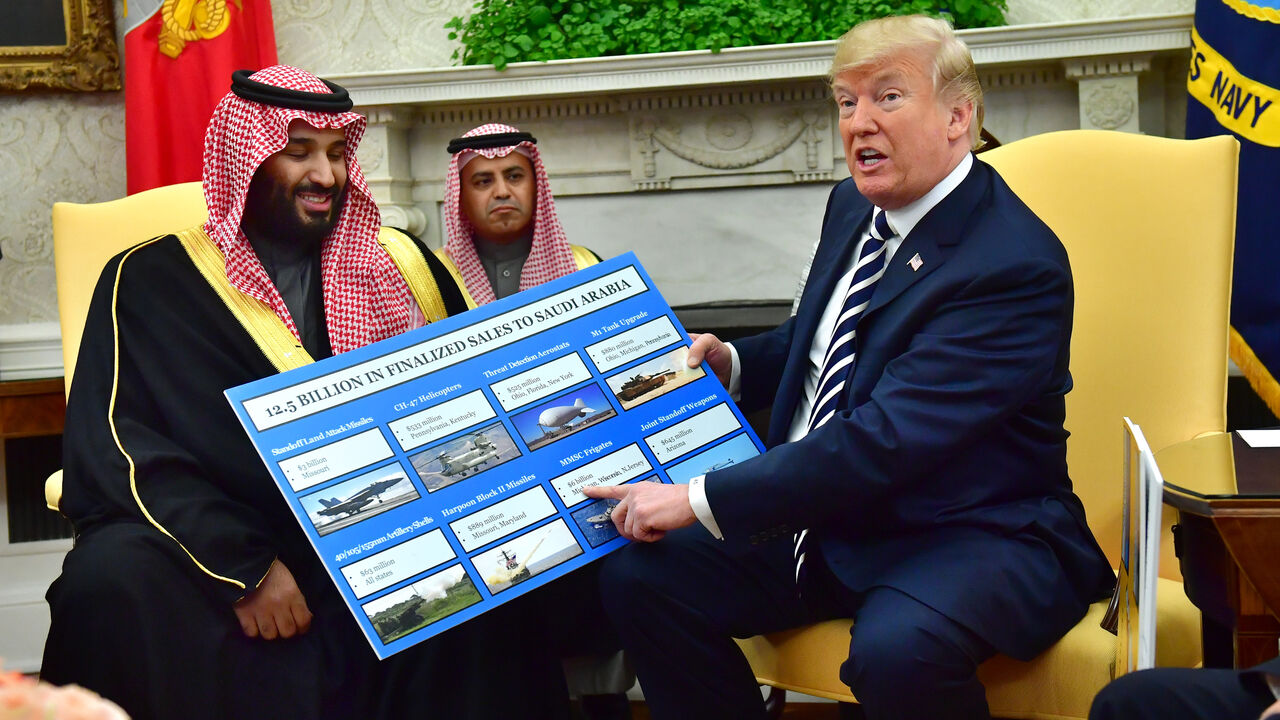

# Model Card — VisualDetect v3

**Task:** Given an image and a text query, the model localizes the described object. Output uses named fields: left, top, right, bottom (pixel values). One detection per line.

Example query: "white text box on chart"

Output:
left=281, top=429, right=393, bottom=492
left=340, top=529, right=455, bottom=600
left=584, top=316, right=680, bottom=374
left=549, top=444, right=653, bottom=507
left=645, top=403, right=740, bottom=464
left=490, top=354, right=591, bottom=412
left=387, top=390, right=498, bottom=452
left=448, top=486, right=558, bottom=553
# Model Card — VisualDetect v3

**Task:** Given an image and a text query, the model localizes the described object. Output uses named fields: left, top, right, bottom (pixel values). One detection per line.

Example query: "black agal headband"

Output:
left=230, top=69, right=353, bottom=112
left=446, top=132, right=537, bottom=154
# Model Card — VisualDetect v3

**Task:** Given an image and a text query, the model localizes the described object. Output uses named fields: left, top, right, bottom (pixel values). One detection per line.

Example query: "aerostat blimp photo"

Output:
left=511, top=383, right=617, bottom=450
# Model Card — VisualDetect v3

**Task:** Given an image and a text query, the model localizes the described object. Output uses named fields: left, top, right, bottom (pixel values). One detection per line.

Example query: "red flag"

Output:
left=125, top=0, right=277, bottom=194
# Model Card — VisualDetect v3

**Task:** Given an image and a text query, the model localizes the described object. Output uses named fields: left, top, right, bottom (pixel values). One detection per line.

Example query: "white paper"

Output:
left=1237, top=429, right=1280, bottom=448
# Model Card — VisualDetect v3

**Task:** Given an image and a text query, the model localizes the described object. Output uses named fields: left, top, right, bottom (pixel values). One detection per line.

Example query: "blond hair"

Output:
left=830, top=14, right=984, bottom=149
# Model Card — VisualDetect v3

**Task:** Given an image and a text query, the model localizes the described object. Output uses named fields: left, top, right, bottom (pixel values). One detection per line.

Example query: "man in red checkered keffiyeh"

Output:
left=439, top=123, right=598, bottom=307
left=43, top=67, right=568, bottom=720
left=203, top=64, right=419, bottom=355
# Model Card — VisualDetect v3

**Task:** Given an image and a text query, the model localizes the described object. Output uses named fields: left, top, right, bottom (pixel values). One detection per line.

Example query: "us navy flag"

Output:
left=1187, top=0, right=1280, bottom=416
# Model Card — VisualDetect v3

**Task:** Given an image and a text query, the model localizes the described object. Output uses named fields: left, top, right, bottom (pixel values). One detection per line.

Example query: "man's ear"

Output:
left=947, top=100, right=973, bottom=143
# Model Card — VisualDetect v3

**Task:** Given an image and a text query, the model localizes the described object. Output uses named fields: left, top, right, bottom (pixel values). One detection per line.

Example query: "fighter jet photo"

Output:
left=317, top=475, right=406, bottom=518
left=303, top=467, right=422, bottom=536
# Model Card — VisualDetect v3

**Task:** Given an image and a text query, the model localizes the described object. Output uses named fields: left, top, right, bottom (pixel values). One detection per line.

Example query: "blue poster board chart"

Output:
left=226, top=253, right=765, bottom=658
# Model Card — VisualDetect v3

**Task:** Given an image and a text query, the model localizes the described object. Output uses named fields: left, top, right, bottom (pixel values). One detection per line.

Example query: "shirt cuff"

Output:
left=726, top=342, right=742, bottom=401
left=688, top=475, right=724, bottom=540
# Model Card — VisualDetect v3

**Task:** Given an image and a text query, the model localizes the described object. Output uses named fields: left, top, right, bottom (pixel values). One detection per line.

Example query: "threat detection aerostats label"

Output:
left=226, top=253, right=766, bottom=659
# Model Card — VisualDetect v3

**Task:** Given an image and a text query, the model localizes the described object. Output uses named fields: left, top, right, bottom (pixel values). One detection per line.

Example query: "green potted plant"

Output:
left=447, top=0, right=1007, bottom=69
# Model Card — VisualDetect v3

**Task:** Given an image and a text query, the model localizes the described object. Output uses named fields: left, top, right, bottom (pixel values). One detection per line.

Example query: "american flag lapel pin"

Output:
left=908, top=253, right=924, bottom=272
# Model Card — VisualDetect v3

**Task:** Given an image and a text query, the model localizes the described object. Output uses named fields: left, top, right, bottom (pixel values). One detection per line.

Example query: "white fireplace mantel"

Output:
left=330, top=13, right=1192, bottom=106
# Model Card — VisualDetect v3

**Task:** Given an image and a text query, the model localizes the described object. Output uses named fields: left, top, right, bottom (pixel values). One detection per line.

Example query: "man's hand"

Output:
left=688, top=333, right=731, bottom=386
left=233, top=559, right=313, bottom=640
left=1260, top=698, right=1280, bottom=720
left=582, top=481, right=697, bottom=543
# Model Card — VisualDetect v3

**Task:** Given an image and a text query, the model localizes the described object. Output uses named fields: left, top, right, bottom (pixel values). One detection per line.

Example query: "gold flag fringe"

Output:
left=1229, top=325, right=1280, bottom=420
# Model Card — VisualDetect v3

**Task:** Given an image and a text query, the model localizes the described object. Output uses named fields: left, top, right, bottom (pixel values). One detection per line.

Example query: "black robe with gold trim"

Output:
left=42, top=229, right=569, bottom=720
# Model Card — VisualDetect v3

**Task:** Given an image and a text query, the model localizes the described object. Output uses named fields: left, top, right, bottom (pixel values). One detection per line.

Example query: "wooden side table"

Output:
left=1159, top=432, right=1280, bottom=668
left=0, top=378, right=69, bottom=543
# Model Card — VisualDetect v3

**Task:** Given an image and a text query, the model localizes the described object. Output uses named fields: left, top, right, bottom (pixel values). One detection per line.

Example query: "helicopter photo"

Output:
left=410, top=423, right=521, bottom=492
left=428, top=432, right=501, bottom=479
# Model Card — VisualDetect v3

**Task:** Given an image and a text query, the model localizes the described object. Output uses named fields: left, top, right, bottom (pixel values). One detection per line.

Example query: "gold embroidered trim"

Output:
left=435, top=244, right=600, bottom=310
left=176, top=226, right=312, bottom=373
left=1220, top=0, right=1280, bottom=24
left=110, top=238, right=245, bottom=590
left=434, top=247, right=478, bottom=310
left=378, top=227, right=449, bottom=323
left=570, top=245, right=601, bottom=270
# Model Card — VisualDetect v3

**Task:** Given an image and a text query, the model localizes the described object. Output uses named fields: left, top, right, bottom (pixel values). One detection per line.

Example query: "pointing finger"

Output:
left=582, top=484, right=626, bottom=500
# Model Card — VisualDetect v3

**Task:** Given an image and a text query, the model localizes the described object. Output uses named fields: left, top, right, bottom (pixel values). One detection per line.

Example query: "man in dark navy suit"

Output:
left=584, top=13, right=1114, bottom=720
left=1090, top=658, right=1280, bottom=719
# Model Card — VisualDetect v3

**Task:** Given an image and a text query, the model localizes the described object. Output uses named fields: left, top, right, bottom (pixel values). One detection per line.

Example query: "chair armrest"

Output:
left=46, top=468, right=63, bottom=512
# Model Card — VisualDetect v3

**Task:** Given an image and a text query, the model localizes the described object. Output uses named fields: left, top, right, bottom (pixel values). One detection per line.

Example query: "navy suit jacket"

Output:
left=707, top=159, right=1114, bottom=660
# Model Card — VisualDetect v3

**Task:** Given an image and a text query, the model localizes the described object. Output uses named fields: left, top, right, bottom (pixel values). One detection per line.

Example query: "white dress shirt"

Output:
left=689, top=153, right=975, bottom=539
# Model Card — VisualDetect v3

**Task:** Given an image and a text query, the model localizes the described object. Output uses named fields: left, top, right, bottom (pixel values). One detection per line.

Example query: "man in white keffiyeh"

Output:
left=440, top=124, right=633, bottom=720
left=438, top=123, right=600, bottom=308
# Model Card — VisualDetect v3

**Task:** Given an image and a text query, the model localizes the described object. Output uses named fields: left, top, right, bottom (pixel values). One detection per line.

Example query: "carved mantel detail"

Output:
left=1084, top=82, right=1137, bottom=130
left=1064, top=53, right=1155, bottom=134
left=632, top=104, right=834, bottom=189
left=361, top=107, right=427, bottom=235
left=629, top=103, right=833, bottom=190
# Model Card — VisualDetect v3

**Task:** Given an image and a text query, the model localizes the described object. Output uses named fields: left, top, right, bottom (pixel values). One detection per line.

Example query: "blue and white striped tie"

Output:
left=794, top=208, right=892, bottom=584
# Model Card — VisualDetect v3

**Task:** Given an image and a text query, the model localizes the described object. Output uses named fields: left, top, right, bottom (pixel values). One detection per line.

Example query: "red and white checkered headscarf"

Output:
left=443, top=123, right=578, bottom=305
left=202, top=64, right=416, bottom=355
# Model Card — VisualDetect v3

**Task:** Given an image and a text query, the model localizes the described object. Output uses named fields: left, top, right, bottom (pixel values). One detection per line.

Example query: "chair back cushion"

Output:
left=982, top=130, right=1238, bottom=575
left=52, top=182, right=208, bottom=390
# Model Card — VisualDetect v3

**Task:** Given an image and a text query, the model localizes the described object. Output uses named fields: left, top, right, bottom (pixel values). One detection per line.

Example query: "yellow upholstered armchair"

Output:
left=737, top=129, right=1239, bottom=718
left=46, top=181, right=209, bottom=511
